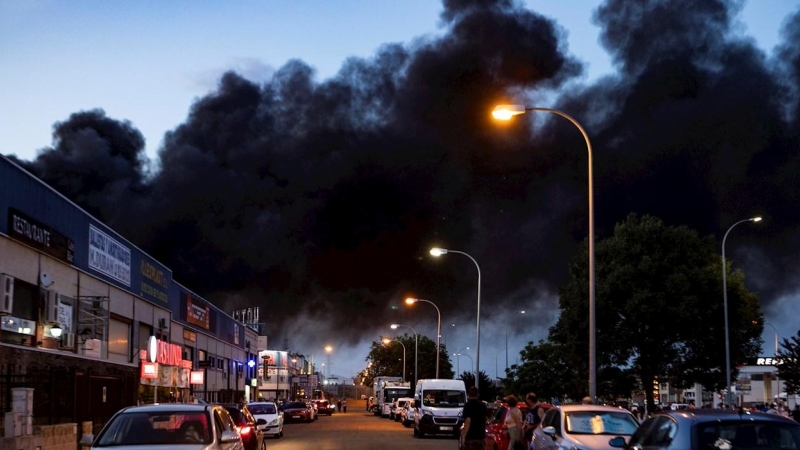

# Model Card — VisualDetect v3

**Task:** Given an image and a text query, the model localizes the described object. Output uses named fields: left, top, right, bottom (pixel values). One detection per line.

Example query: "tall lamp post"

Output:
left=722, top=216, right=762, bottom=408
left=455, top=347, right=470, bottom=375
left=430, top=248, right=482, bottom=390
left=405, top=297, right=441, bottom=378
left=383, top=337, right=407, bottom=381
left=492, top=104, right=595, bottom=402
left=391, top=324, right=418, bottom=387
left=763, top=322, right=779, bottom=356
left=455, top=352, right=473, bottom=380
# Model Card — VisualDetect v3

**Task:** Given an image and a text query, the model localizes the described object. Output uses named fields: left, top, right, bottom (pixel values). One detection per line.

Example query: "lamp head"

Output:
left=429, top=247, right=448, bottom=257
left=324, top=345, right=333, bottom=353
left=752, top=217, right=763, bottom=222
left=382, top=337, right=391, bottom=345
left=390, top=324, right=400, bottom=329
left=50, top=324, right=63, bottom=339
left=492, top=104, right=526, bottom=120
left=405, top=297, right=418, bottom=304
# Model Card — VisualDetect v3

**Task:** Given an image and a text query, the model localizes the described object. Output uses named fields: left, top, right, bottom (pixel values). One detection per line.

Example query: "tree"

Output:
left=459, top=370, right=499, bottom=401
left=364, top=334, right=453, bottom=387
left=503, top=339, right=583, bottom=402
left=777, top=330, right=800, bottom=395
left=551, top=214, right=763, bottom=410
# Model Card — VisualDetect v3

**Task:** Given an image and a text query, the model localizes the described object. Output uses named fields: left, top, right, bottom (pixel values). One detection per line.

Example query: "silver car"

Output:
left=80, top=403, right=244, bottom=450
left=531, top=404, right=640, bottom=450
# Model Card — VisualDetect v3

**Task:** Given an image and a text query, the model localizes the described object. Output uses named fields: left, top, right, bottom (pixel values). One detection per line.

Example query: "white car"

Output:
left=247, top=402, right=283, bottom=438
left=531, top=404, right=640, bottom=450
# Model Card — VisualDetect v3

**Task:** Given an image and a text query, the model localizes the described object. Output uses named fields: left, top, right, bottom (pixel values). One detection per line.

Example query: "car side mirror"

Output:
left=542, top=426, right=557, bottom=438
left=79, top=435, right=94, bottom=446
left=608, top=436, right=627, bottom=448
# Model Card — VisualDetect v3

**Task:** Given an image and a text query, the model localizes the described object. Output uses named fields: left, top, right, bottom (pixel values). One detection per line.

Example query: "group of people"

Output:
left=461, top=387, right=545, bottom=450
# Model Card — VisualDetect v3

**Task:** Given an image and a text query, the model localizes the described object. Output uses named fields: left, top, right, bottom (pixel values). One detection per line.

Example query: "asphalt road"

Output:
left=267, top=401, right=459, bottom=450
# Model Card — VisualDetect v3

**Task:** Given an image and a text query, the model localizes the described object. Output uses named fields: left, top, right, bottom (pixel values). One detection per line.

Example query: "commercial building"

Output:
left=0, top=154, right=262, bottom=428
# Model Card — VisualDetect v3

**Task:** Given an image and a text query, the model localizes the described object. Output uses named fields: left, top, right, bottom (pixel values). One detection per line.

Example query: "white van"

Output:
left=412, top=379, right=467, bottom=438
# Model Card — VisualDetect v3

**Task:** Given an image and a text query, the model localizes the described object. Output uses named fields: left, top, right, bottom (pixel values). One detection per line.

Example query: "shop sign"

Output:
left=190, top=370, right=204, bottom=384
left=88, top=225, right=131, bottom=286
left=141, top=362, right=159, bottom=379
left=140, top=338, right=193, bottom=369
left=139, top=258, right=170, bottom=304
left=755, top=357, right=785, bottom=366
left=185, top=294, right=210, bottom=330
left=8, top=208, right=75, bottom=264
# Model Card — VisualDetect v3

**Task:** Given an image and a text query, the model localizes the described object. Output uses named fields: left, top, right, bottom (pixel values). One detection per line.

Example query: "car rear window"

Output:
left=696, top=422, right=800, bottom=449
left=286, top=402, right=307, bottom=409
left=96, top=411, right=211, bottom=446
left=222, top=407, right=244, bottom=423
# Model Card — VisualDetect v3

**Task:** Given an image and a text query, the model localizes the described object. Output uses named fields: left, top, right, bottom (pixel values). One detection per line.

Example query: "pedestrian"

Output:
left=342, top=399, right=347, bottom=413
left=791, top=405, right=800, bottom=422
left=337, top=399, right=342, bottom=413
left=460, top=386, right=487, bottom=450
left=523, top=393, right=544, bottom=447
left=581, top=396, right=592, bottom=405
left=767, top=403, right=780, bottom=415
left=504, top=395, right=524, bottom=450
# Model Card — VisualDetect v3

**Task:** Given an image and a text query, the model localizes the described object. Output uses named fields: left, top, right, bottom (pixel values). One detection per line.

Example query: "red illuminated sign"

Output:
left=139, top=339, right=193, bottom=369
left=141, top=362, right=158, bottom=379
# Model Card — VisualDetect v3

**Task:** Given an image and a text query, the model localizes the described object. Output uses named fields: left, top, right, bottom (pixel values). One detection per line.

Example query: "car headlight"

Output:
left=422, top=410, right=434, bottom=417
left=269, top=419, right=278, bottom=426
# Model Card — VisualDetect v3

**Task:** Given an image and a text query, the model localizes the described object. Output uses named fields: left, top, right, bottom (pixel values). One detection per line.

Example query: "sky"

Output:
left=2, top=0, right=800, bottom=381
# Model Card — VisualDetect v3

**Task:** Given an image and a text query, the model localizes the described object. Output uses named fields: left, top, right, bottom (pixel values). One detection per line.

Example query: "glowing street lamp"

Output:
left=405, top=297, right=441, bottom=378
left=429, top=247, right=482, bottom=389
left=391, top=324, right=418, bottom=386
left=383, top=337, right=407, bottom=381
left=722, top=216, right=762, bottom=407
left=492, top=104, right=596, bottom=402
left=455, top=347, right=469, bottom=375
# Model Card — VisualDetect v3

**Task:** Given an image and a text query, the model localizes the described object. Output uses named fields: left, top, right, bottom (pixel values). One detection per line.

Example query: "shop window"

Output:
left=108, top=318, right=130, bottom=360
left=198, top=349, right=207, bottom=362
left=11, top=278, right=37, bottom=320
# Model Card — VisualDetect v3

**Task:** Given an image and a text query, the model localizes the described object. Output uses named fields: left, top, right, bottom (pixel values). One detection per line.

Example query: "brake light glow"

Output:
left=236, top=425, right=252, bottom=436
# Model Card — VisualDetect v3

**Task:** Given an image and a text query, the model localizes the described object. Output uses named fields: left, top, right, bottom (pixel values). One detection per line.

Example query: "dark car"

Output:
left=283, top=401, right=314, bottom=423
left=221, top=404, right=266, bottom=450
left=313, top=399, right=335, bottom=416
left=610, top=408, right=800, bottom=449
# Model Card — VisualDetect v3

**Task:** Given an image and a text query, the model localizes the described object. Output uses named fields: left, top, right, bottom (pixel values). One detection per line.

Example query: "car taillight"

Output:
left=237, top=425, right=252, bottom=436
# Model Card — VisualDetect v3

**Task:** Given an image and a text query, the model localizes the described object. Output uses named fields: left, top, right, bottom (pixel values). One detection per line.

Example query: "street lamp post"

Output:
left=455, top=352, right=473, bottom=379
left=405, top=297, right=441, bottom=378
left=383, top=337, right=407, bottom=381
left=391, top=324, right=418, bottom=387
left=456, top=347, right=469, bottom=375
left=722, top=216, right=762, bottom=408
left=764, top=322, right=779, bottom=356
left=430, top=248, right=481, bottom=390
left=492, top=104, right=595, bottom=402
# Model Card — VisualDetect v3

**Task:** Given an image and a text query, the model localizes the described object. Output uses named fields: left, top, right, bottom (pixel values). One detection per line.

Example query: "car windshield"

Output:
left=422, top=389, right=466, bottom=408
left=696, top=422, right=800, bottom=449
left=95, top=411, right=211, bottom=446
left=248, top=403, right=276, bottom=415
left=564, top=411, right=639, bottom=436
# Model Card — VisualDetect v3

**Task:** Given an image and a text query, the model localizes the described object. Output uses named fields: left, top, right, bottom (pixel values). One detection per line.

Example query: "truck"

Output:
left=373, top=376, right=412, bottom=417
left=412, top=379, right=467, bottom=438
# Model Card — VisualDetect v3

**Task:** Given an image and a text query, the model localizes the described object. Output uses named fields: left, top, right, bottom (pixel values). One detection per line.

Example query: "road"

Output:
left=266, top=401, right=459, bottom=450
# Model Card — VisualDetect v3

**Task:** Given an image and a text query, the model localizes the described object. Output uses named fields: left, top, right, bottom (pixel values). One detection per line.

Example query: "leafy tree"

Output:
left=503, top=339, right=584, bottom=402
left=363, top=334, right=453, bottom=387
left=777, top=330, right=800, bottom=395
left=551, top=214, right=763, bottom=410
left=458, top=370, right=499, bottom=401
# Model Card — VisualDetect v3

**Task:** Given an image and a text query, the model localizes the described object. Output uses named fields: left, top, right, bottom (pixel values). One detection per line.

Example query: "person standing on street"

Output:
left=505, top=395, right=524, bottom=450
left=461, top=386, right=487, bottom=450
left=792, top=405, right=800, bottom=422
left=342, top=399, right=347, bottom=413
left=523, top=393, right=544, bottom=447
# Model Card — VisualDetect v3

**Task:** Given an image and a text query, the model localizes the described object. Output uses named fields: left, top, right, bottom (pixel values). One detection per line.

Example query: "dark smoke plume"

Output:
left=8, top=0, right=800, bottom=366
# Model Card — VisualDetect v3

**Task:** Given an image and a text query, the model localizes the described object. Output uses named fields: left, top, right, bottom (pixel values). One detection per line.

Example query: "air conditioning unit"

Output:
left=158, top=318, right=168, bottom=329
left=0, top=274, right=14, bottom=315
left=43, top=290, right=59, bottom=323
left=61, top=333, right=75, bottom=348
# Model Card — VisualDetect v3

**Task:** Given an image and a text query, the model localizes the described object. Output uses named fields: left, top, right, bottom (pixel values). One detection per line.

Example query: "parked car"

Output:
left=220, top=404, right=266, bottom=450
left=247, top=401, right=283, bottom=438
left=283, top=401, right=315, bottom=423
left=530, top=404, right=639, bottom=450
left=480, top=401, right=532, bottom=450
left=79, top=403, right=244, bottom=450
left=610, top=408, right=800, bottom=449
left=391, top=398, right=413, bottom=421
left=313, top=399, right=335, bottom=415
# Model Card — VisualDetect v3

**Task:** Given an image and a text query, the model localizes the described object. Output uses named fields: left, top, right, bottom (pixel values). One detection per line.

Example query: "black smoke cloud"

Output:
left=9, top=0, right=800, bottom=356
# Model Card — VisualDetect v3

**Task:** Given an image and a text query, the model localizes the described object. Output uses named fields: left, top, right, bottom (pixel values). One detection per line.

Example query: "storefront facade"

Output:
left=0, top=155, right=264, bottom=427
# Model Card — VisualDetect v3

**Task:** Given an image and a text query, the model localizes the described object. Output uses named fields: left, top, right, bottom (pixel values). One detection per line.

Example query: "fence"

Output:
left=0, top=367, right=76, bottom=425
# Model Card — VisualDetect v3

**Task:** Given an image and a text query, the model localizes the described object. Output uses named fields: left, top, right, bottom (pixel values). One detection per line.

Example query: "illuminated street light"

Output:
left=406, top=297, right=441, bottom=378
left=429, top=247, right=482, bottom=389
left=456, top=347, right=469, bottom=375
left=454, top=351, right=473, bottom=378
left=382, top=337, right=407, bottom=381
left=492, top=104, right=595, bottom=402
left=722, top=216, right=762, bottom=408
left=391, top=324, right=418, bottom=386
